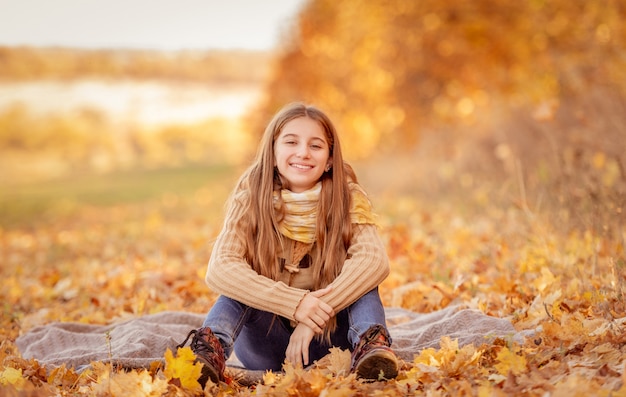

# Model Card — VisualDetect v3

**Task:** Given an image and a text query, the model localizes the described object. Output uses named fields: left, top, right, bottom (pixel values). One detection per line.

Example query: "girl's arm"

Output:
left=322, top=223, right=390, bottom=311
left=205, top=205, right=308, bottom=321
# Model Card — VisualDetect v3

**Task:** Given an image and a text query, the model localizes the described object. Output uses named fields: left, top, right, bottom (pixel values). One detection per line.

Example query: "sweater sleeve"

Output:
left=322, top=223, right=390, bottom=312
left=205, top=199, right=308, bottom=321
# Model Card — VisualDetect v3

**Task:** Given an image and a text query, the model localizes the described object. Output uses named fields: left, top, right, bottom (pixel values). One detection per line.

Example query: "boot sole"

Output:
left=355, top=349, right=399, bottom=381
left=196, top=356, right=221, bottom=386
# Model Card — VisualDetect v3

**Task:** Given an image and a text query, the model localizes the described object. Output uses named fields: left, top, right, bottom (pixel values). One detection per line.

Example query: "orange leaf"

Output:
left=494, top=346, right=527, bottom=376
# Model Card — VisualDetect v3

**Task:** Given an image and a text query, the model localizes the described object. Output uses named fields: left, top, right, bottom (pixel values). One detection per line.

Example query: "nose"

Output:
left=297, top=143, right=310, bottom=158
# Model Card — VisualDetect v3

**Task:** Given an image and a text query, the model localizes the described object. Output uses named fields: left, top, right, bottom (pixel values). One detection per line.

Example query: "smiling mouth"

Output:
left=290, top=163, right=314, bottom=170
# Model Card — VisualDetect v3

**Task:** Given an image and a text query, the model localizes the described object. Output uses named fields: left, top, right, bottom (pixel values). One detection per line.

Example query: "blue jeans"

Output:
left=202, top=287, right=388, bottom=371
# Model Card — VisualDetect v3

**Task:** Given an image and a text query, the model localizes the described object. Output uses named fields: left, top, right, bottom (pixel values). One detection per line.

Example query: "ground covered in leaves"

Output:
left=1, top=185, right=625, bottom=396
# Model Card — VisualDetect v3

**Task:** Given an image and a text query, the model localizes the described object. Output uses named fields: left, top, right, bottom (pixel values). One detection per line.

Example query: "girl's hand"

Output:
left=286, top=323, right=316, bottom=368
left=294, top=286, right=335, bottom=333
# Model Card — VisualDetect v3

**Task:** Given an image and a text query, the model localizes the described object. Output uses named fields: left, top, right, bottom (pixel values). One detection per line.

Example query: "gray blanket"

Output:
left=15, top=306, right=523, bottom=370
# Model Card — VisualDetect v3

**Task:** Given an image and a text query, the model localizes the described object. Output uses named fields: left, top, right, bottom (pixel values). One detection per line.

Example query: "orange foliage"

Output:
left=261, top=0, right=626, bottom=153
left=1, top=185, right=625, bottom=396
left=1, top=2, right=625, bottom=395
left=0, top=47, right=270, bottom=84
left=255, top=0, right=626, bottom=242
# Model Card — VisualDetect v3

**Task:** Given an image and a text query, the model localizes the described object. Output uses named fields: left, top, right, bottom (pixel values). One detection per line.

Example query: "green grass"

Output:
left=0, top=164, right=237, bottom=228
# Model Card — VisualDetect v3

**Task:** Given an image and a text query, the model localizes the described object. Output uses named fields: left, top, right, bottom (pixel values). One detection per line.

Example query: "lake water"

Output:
left=0, top=79, right=263, bottom=125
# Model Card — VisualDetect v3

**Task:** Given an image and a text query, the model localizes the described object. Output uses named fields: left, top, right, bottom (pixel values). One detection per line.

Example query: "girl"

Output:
left=178, top=102, right=398, bottom=385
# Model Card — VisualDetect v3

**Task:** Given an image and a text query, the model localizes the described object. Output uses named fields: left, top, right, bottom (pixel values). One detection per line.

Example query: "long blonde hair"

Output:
left=226, top=102, right=356, bottom=289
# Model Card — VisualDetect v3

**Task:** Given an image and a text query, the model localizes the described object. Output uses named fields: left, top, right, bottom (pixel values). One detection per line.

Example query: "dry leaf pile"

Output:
left=1, top=191, right=625, bottom=396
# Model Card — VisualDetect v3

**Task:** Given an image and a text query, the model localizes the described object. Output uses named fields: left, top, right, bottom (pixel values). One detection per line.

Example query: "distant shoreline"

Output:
left=0, top=46, right=272, bottom=84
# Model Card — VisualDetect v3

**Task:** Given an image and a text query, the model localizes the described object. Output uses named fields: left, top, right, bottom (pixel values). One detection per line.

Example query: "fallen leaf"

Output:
left=163, top=347, right=203, bottom=391
left=494, top=346, right=527, bottom=376
left=0, top=367, right=25, bottom=389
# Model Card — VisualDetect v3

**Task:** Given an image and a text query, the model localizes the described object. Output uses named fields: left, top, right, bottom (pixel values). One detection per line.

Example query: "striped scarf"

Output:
left=274, top=181, right=376, bottom=243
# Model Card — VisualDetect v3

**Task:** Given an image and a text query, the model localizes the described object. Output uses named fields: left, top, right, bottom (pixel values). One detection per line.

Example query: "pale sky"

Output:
left=0, top=0, right=308, bottom=51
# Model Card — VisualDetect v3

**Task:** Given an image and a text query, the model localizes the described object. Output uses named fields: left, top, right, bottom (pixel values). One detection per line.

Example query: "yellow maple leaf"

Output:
left=478, top=380, right=497, bottom=397
left=0, top=367, right=26, bottom=389
left=494, top=346, right=527, bottom=376
left=325, top=347, right=352, bottom=377
left=90, top=369, right=168, bottom=397
left=413, top=347, right=440, bottom=367
left=163, top=347, right=203, bottom=391
left=413, top=337, right=462, bottom=369
left=263, top=370, right=279, bottom=386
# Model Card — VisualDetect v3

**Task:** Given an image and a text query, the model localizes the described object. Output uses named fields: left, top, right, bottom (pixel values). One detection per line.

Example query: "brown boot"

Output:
left=177, top=327, right=226, bottom=386
left=350, top=324, right=399, bottom=381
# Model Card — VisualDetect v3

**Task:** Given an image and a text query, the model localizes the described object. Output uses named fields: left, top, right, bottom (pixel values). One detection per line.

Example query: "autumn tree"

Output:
left=257, top=0, right=626, bottom=237
left=261, top=0, right=624, bottom=147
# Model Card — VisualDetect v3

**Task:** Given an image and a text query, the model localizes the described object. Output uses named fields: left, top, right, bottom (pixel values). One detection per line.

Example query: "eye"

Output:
left=310, top=144, right=322, bottom=150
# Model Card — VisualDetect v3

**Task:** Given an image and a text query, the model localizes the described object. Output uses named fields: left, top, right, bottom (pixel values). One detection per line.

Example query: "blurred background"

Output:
left=1, top=0, right=624, bottom=242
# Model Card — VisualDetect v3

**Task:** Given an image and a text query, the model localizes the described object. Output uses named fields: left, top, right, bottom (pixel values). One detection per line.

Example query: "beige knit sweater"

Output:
left=205, top=199, right=390, bottom=322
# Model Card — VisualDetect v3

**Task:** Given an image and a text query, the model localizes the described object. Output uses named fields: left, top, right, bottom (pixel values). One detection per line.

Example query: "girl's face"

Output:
left=274, top=116, right=332, bottom=193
